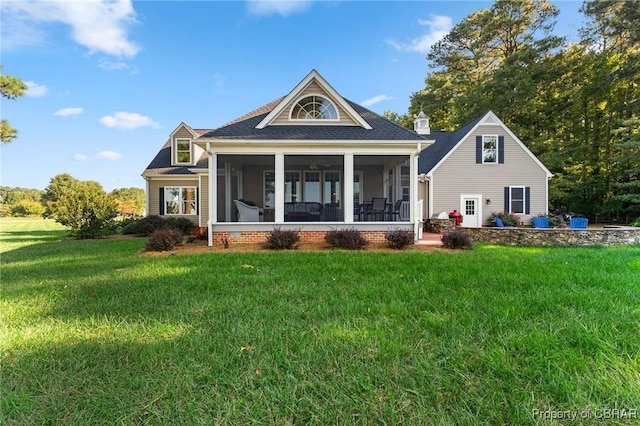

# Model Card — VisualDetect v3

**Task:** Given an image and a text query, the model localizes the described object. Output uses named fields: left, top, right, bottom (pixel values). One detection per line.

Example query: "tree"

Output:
left=109, top=187, right=146, bottom=217
left=44, top=174, right=117, bottom=238
left=0, top=67, right=27, bottom=144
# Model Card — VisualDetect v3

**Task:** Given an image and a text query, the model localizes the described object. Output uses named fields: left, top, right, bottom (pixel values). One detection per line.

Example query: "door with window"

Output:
left=460, top=195, right=481, bottom=227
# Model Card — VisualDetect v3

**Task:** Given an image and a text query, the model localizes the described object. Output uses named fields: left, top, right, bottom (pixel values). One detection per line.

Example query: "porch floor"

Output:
left=417, top=232, right=443, bottom=247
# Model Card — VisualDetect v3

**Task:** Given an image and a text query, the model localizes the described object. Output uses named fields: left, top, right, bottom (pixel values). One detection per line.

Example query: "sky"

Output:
left=1, top=0, right=585, bottom=192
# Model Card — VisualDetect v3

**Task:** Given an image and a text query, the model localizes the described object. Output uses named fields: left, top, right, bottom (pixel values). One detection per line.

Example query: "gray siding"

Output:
left=431, top=125, right=548, bottom=225
left=147, top=178, right=201, bottom=225
left=271, top=80, right=357, bottom=126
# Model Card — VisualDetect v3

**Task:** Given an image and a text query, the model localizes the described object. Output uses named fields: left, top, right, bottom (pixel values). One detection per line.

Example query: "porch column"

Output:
left=274, top=153, right=285, bottom=223
left=224, top=162, right=232, bottom=222
left=343, top=153, right=354, bottom=223
left=412, top=148, right=419, bottom=241
left=208, top=151, right=217, bottom=247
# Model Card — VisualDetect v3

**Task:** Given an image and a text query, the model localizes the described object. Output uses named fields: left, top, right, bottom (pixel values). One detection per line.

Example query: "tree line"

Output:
left=1, top=174, right=145, bottom=238
left=387, top=0, right=639, bottom=223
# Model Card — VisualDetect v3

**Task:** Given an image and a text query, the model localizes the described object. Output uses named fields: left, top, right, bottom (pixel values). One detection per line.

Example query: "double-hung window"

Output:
left=165, top=187, right=197, bottom=215
left=508, top=186, right=525, bottom=214
left=175, top=139, right=192, bottom=164
left=483, top=135, right=498, bottom=163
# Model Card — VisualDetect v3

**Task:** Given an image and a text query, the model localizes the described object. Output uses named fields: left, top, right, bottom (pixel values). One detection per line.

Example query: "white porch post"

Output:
left=224, top=162, right=232, bottom=222
left=208, top=150, right=217, bottom=247
left=344, top=153, right=354, bottom=223
left=412, top=146, right=420, bottom=241
left=275, top=153, right=285, bottom=223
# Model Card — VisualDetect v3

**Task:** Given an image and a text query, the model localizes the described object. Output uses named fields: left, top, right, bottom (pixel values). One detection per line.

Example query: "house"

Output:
left=417, top=111, right=553, bottom=227
left=142, top=70, right=428, bottom=246
left=142, top=70, right=552, bottom=245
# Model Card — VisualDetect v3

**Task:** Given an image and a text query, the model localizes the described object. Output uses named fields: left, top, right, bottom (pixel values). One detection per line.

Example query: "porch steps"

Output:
left=417, top=232, right=443, bottom=247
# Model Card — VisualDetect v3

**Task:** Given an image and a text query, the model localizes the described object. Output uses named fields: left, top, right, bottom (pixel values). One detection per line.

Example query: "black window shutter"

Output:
left=525, top=187, right=531, bottom=214
left=159, top=187, right=164, bottom=215
left=498, top=136, right=505, bottom=164
left=196, top=188, right=200, bottom=215
left=504, top=187, right=510, bottom=212
left=476, top=136, right=483, bottom=163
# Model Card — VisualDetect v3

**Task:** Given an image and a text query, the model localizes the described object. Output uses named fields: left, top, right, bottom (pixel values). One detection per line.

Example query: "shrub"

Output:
left=123, top=216, right=194, bottom=236
left=261, top=227, right=300, bottom=250
left=441, top=230, right=473, bottom=250
left=490, top=211, right=520, bottom=227
left=146, top=228, right=184, bottom=252
left=163, top=217, right=195, bottom=235
left=10, top=200, right=46, bottom=217
left=385, top=229, right=414, bottom=249
left=631, top=217, right=640, bottom=227
left=325, top=228, right=369, bottom=250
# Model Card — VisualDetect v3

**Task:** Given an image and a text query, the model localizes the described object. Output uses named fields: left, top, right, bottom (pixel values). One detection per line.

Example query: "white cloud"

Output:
left=74, top=153, right=88, bottom=161
left=361, top=95, right=393, bottom=107
left=386, top=15, right=453, bottom=55
left=55, top=107, right=84, bottom=117
left=246, top=0, right=314, bottom=17
left=1, top=0, right=140, bottom=58
left=25, top=81, right=48, bottom=97
left=99, top=111, right=160, bottom=130
left=96, top=151, right=123, bottom=160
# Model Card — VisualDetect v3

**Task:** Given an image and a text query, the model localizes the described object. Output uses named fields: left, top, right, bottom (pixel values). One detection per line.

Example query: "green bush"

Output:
left=10, top=200, right=46, bottom=217
left=441, top=230, right=473, bottom=250
left=490, top=211, right=521, bottom=227
left=145, top=228, right=184, bottom=251
left=384, top=229, right=414, bottom=249
left=325, top=228, right=369, bottom=250
left=261, top=227, right=300, bottom=250
left=122, top=216, right=194, bottom=236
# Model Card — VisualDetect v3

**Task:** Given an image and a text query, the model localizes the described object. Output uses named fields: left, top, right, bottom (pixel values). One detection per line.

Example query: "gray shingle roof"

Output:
left=142, top=140, right=208, bottom=177
left=418, top=116, right=483, bottom=174
left=199, top=99, right=426, bottom=141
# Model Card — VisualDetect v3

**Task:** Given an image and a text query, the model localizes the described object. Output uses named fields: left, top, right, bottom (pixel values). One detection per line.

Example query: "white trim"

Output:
left=169, top=122, right=197, bottom=139
left=174, top=138, right=193, bottom=165
left=482, top=134, right=499, bottom=164
left=426, top=111, right=553, bottom=178
left=289, top=93, right=340, bottom=122
left=344, top=154, right=354, bottom=223
left=255, top=70, right=372, bottom=130
left=460, top=194, right=482, bottom=228
left=508, top=185, right=526, bottom=215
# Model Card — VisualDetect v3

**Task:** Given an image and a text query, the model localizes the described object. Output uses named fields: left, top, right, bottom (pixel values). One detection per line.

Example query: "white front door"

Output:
left=460, top=195, right=482, bottom=228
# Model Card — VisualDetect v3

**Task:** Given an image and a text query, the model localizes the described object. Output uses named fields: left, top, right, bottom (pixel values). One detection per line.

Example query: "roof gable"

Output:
left=256, top=69, right=372, bottom=130
left=419, top=111, right=552, bottom=177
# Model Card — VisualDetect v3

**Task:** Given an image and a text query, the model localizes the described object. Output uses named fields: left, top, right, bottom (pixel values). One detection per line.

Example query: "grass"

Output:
left=1, top=218, right=639, bottom=425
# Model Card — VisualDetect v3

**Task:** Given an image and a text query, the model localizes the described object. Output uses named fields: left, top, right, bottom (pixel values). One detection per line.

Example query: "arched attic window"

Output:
left=290, top=95, right=338, bottom=120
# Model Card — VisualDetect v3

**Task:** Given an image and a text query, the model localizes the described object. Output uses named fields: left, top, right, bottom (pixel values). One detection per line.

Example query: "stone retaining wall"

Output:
left=460, top=227, right=640, bottom=247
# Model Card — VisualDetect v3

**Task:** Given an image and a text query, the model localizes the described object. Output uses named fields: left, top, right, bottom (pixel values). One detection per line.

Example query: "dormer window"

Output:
left=175, top=139, right=191, bottom=164
left=291, top=95, right=338, bottom=120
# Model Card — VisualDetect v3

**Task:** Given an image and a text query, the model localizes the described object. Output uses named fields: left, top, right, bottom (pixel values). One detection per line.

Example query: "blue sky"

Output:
left=1, top=0, right=584, bottom=192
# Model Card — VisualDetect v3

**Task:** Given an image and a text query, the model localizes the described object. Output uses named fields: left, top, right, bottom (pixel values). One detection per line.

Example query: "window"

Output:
left=509, top=186, right=525, bottom=214
left=175, top=139, right=191, bottom=164
left=303, top=171, right=321, bottom=202
left=285, top=172, right=301, bottom=202
left=323, top=171, right=341, bottom=204
left=264, top=172, right=275, bottom=209
left=165, top=187, right=196, bottom=215
left=291, top=95, right=338, bottom=120
left=483, top=135, right=497, bottom=163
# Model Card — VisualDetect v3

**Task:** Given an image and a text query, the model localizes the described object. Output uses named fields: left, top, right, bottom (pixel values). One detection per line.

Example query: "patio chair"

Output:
left=387, top=200, right=404, bottom=221
left=233, top=199, right=263, bottom=222
left=369, top=197, right=387, bottom=221
left=569, top=217, right=588, bottom=229
left=532, top=217, right=549, bottom=228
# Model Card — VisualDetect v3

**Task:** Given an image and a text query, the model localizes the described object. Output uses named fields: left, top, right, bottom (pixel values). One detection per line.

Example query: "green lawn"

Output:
left=1, top=218, right=639, bottom=425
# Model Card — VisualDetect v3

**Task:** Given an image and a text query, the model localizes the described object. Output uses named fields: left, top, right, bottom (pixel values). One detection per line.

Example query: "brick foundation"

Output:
left=211, top=230, right=389, bottom=245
